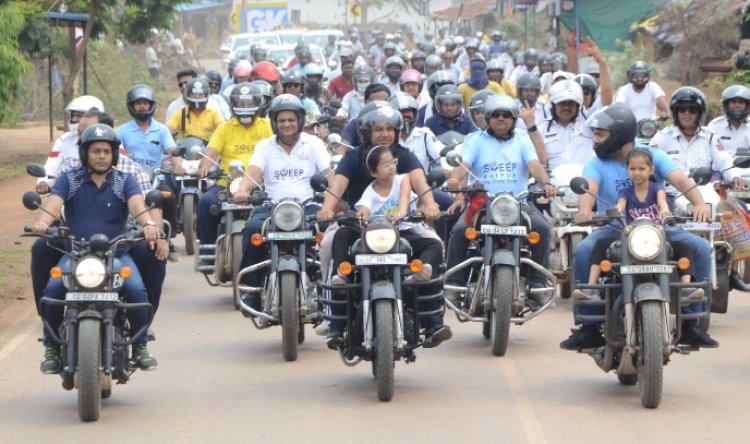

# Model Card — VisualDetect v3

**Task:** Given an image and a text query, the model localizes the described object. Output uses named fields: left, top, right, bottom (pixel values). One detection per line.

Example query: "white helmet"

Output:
left=548, top=80, right=583, bottom=106
left=64, top=95, right=105, bottom=113
left=454, top=36, right=465, bottom=46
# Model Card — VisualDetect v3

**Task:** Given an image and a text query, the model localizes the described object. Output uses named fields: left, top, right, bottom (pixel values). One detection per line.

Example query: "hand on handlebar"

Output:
left=543, top=183, right=558, bottom=198
left=575, top=210, right=594, bottom=224
left=32, top=220, right=50, bottom=234
left=317, top=208, right=335, bottom=222
left=36, top=182, right=50, bottom=194
left=733, top=176, right=747, bottom=190
left=233, top=190, right=249, bottom=204
left=692, top=203, right=710, bottom=223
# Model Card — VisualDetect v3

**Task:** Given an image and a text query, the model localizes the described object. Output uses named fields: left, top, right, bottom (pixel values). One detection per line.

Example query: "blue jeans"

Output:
left=573, top=225, right=711, bottom=324
left=239, top=203, right=320, bottom=287
left=43, top=255, right=150, bottom=348
left=197, top=185, right=224, bottom=247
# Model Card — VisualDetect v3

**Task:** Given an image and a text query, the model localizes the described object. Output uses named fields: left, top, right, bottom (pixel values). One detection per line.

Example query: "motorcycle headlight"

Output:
left=628, top=225, right=664, bottom=261
left=638, top=119, right=658, bottom=139
left=365, top=218, right=398, bottom=253
left=74, top=257, right=108, bottom=289
left=490, top=195, right=520, bottom=226
left=562, top=189, right=579, bottom=205
left=272, top=200, right=304, bottom=231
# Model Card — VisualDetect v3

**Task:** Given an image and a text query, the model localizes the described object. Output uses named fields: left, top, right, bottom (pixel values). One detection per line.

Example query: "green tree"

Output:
left=0, top=2, right=35, bottom=124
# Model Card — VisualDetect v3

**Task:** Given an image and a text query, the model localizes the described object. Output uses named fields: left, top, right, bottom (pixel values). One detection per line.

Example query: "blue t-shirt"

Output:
left=51, top=167, right=142, bottom=241
left=425, top=112, right=478, bottom=137
left=341, top=118, right=361, bottom=146
left=335, top=143, right=423, bottom=208
left=582, top=147, right=677, bottom=213
left=117, top=119, right=175, bottom=168
left=461, top=130, right=538, bottom=195
left=618, top=181, right=665, bottom=223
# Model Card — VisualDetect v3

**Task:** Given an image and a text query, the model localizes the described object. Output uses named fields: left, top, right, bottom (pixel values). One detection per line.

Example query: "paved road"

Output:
left=1, top=237, right=750, bottom=442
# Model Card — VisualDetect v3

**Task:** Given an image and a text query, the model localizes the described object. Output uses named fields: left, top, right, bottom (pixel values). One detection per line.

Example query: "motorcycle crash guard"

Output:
left=371, top=281, right=397, bottom=300
left=632, top=282, right=669, bottom=304
left=491, top=249, right=516, bottom=267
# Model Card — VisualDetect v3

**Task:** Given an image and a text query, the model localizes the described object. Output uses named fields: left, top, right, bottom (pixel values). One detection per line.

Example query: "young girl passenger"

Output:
left=573, top=149, right=704, bottom=302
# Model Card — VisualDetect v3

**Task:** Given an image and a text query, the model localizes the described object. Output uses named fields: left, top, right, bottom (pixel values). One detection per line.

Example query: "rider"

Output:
left=196, top=83, right=273, bottom=256
left=508, top=48, right=540, bottom=84
left=540, top=80, right=594, bottom=170
left=327, top=58, right=355, bottom=101
left=337, top=64, right=375, bottom=121
left=232, top=95, right=332, bottom=308
left=416, top=70, right=456, bottom=126
left=457, top=57, right=507, bottom=108
left=339, top=84, right=392, bottom=149
left=167, top=78, right=225, bottom=142
left=250, top=61, right=282, bottom=95
left=514, top=73, right=547, bottom=131
left=205, top=69, right=232, bottom=120
left=281, top=68, right=321, bottom=117
left=424, top=84, right=477, bottom=136
left=560, top=104, right=718, bottom=350
left=614, top=61, right=669, bottom=122
left=485, top=59, right=516, bottom=97
left=303, top=62, right=333, bottom=111
left=380, top=56, right=406, bottom=96
left=399, top=68, right=424, bottom=101
left=33, top=124, right=161, bottom=371
left=444, top=95, right=557, bottom=306
left=707, top=84, right=750, bottom=156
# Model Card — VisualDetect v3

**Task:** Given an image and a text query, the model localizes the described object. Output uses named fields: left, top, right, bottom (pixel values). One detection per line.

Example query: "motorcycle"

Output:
left=310, top=170, right=447, bottom=401
left=442, top=151, right=557, bottom=357
left=169, top=137, right=211, bottom=256
left=727, top=147, right=750, bottom=281
left=568, top=176, right=710, bottom=408
left=635, top=116, right=670, bottom=146
left=234, top=193, right=324, bottom=361
left=22, top=188, right=163, bottom=421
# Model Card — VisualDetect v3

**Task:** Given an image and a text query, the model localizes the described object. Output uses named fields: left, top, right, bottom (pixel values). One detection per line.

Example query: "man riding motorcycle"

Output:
left=707, top=84, right=750, bottom=156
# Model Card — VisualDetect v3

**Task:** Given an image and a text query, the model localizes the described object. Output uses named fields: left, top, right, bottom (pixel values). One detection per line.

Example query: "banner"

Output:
left=232, top=1, right=288, bottom=33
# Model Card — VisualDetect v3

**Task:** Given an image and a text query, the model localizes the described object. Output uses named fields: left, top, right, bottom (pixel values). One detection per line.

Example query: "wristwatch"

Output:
left=144, top=220, right=156, bottom=227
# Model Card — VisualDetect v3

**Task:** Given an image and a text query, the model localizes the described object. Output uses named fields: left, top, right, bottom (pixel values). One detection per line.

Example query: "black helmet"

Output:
left=229, top=82, right=263, bottom=122
left=538, top=52, right=552, bottom=66
left=358, top=104, right=403, bottom=146
left=721, top=85, right=750, bottom=121
left=427, top=70, right=456, bottom=100
left=586, top=104, right=637, bottom=159
left=206, top=70, right=222, bottom=83
left=184, top=78, right=209, bottom=110
left=297, top=47, right=313, bottom=61
left=281, top=68, right=307, bottom=87
left=670, top=86, right=707, bottom=127
left=126, top=84, right=156, bottom=122
left=268, top=94, right=306, bottom=135
left=434, top=84, right=463, bottom=119
left=516, top=73, right=542, bottom=106
left=250, top=80, right=274, bottom=117
left=443, top=38, right=457, bottom=52
left=78, top=123, right=120, bottom=168
left=573, top=73, right=598, bottom=97
left=425, top=54, right=442, bottom=71
left=523, top=48, right=539, bottom=64
left=627, top=60, right=651, bottom=82
left=551, top=52, right=568, bottom=70
left=411, top=50, right=426, bottom=61
left=468, top=90, right=498, bottom=128
left=421, top=42, right=436, bottom=54
left=294, top=42, right=309, bottom=58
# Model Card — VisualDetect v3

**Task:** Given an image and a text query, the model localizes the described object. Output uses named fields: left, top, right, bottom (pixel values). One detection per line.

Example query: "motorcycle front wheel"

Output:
left=561, top=233, right=584, bottom=299
left=77, top=318, right=102, bottom=422
left=374, top=299, right=395, bottom=402
left=637, top=301, right=665, bottom=408
left=182, top=194, right=196, bottom=255
left=280, top=272, right=300, bottom=362
left=490, top=263, right=514, bottom=356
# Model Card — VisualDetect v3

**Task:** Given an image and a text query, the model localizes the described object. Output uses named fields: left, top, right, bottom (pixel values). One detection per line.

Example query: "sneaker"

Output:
left=168, top=242, right=180, bottom=263
left=423, top=324, right=452, bottom=348
left=560, top=325, right=605, bottom=350
left=133, top=346, right=159, bottom=371
left=679, top=288, right=705, bottom=307
left=572, top=288, right=600, bottom=301
left=40, top=345, right=61, bottom=374
left=412, top=263, right=433, bottom=281
left=314, top=322, right=329, bottom=336
left=679, top=322, right=719, bottom=348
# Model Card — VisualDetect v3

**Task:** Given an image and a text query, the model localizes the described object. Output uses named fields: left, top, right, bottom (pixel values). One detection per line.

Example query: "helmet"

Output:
left=506, top=40, right=519, bottom=51
left=184, top=78, right=209, bottom=110
left=483, top=95, right=519, bottom=125
left=443, top=38, right=456, bottom=51
left=454, top=36, right=465, bottom=46
left=229, top=82, right=263, bottom=122
left=627, top=60, right=651, bottom=82
left=538, top=52, right=552, bottom=66
left=388, top=91, right=419, bottom=113
left=573, top=73, right=598, bottom=97
left=434, top=84, right=463, bottom=119
left=297, top=47, right=313, bottom=61
left=66, top=95, right=105, bottom=114
left=549, top=79, right=584, bottom=106
left=294, top=42, right=309, bottom=58
left=281, top=68, right=307, bottom=87
left=586, top=104, right=637, bottom=159
left=303, top=62, right=324, bottom=78
left=669, top=86, right=707, bottom=127
left=468, top=90, right=497, bottom=127
left=353, top=64, right=375, bottom=81
left=411, top=50, right=426, bottom=61
left=584, top=64, right=600, bottom=76
left=251, top=46, right=267, bottom=62
left=486, top=59, right=504, bottom=73
left=721, top=85, right=750, bottom=121
left=475, top=31, right=484, bottom=39
left=78, top=123, right=120, bottom=168
left=357, top=99, right=391, bottom=119
left=385, top=55, right=406, bottom=69
left=523, top=48, right=539, bottom=63
left=421, top=42, right=436, bottom=54
left=206, top=69, right=222, bottom=83
left=268, top=94, right=306, bottom=135
left=491, top=30, right=502, bottom=39
left=425, top=54, right=442, bottom=71
left=251, top=61, right=281, bottom=83
left=250, top=80, right=274, bottom=117
left=516, top=73, right=542, bottom=92
left=234, top=60, right=253, bottom=79
left=126, top=84, right=156, bottom=122
left=428, top=70, right=456, bottom=99
left=358, top=104, right=403, bottom=146
left=464, top=38, right=480, bottom=51
left=384, top=42, right=397, bottom=53
left=399, top=68, right=423, bottom=87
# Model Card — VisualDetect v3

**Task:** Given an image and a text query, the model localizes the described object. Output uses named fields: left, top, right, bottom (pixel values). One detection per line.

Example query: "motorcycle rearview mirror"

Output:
left=691, top=167, right=712, bottom=186
left=437, top=130, right=464, bottom=147
left=22, top=191, right=42, bottom=210
left=26, top=164, right=47, bottom=178
left=145, top=189, right=164, bottom=209
left=327, top=133, right=342, bottom=146
left=426, top=169, right=446, bottom=188
left=439, top=144, right=456, bottom=158
left=445, top=150, right=463, bottom=168
left=310, top=173, right=329, bottom=193
left=171, top=146, right=186, bottom=157
left=733, top=156, right=750, bottom=169
left=569, top=177, right=590, bottom=195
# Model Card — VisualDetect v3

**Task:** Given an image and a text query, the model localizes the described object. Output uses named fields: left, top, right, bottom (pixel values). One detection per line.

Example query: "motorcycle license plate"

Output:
left=677, top=222, right=722, bottom=231
left=175, top=176, right=197, bottom=181
left=730, top=191, right=750, bottom=199
left=266, top=230, right=313, bottom=240
left=221, top=202, right=251, bottom=211
left=65, top=292, right=119, bottom=302
left=480, top=225, right=527, bottom=236
left=620, top=264, right=673, bottom=274
left=355, top=254, right=408, bottom=266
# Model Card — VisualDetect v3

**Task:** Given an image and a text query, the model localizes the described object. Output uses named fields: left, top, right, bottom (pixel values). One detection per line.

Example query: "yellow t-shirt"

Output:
left=207, top=117, right=273, bottom=187
left=458, top=81, right=507, bottom=108
left=167, top=107, right=224, bottom=142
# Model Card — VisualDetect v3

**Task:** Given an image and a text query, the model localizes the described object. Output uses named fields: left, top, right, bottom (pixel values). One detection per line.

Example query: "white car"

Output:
left=266, top=43, right=329, bottom=74
left=276, top=29, right=307, bottom=45
left=302, top=29, right=345, bottom=50
left=223, top=32, right=281, bottom=68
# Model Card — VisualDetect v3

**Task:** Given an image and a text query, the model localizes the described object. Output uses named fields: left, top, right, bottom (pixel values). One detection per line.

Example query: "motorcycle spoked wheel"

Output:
left=77, top=319, right=102, bottom=422
left=373, top=299, right=395, bottom=402
left=231, top=235, right=243, bottom=282
left=182, top=194, right=196, bottom=256
left=279, top=272, right=300, bottom=362
left=490, top=264, right=514, bottom=357
left=560, top=233, right=584, bottom=299
left=637, top=301, right=665, bottom=409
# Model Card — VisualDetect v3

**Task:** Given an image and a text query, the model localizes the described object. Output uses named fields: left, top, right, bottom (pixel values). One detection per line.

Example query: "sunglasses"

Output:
left=677, top=106, right=700, bottom=115
left=490, top=110, right=513, bottom=120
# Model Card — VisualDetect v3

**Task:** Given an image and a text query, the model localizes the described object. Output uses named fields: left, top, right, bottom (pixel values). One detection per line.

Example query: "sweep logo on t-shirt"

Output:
left=480, top=161, right=519, bottom=184
left=273, top=168, right=305, bottom=181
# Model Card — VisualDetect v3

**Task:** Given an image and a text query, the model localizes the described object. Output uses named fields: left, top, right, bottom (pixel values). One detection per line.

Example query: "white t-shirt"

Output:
left=249, top=132, right=331, bottom=202
left=614, top=82, right=665, bottom=122
left=356, top=174, right=415, bottom=230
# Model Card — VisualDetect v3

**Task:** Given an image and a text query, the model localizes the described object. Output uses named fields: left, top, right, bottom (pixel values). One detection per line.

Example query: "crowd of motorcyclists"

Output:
left=26, top=24, right=750, bottom=408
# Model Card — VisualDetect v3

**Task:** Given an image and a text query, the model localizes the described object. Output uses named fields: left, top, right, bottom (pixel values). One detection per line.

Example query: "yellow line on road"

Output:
left=501, top=361, right=548, bottom=444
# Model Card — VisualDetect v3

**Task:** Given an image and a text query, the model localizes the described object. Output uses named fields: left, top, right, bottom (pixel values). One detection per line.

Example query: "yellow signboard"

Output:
left=350, top=2, right=361, bottom=17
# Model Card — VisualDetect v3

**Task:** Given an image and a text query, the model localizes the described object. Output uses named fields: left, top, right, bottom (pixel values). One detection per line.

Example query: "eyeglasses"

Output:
left=285, top=83, right=302, bottom=89
left=378, top=158, right=398, bottom=170
left=677, top=106, right=700, bottom=115
left=490, top=110, right=513, bottom=120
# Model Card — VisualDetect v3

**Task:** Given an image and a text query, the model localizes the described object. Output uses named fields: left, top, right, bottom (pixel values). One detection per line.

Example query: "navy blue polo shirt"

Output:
left=335, top=143, right=423, bottom=208
left=341, top=117, right=361, bottom=147
left=51, top=167, right=142, bottom=241
left=424, top=111, right=477, bottom=136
